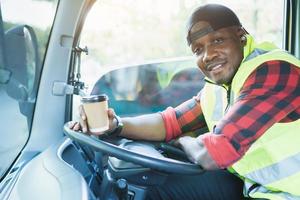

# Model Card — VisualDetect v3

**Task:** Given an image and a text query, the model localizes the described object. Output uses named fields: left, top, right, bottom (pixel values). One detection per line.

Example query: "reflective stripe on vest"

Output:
left=200, top=35, right=300, bottom=199
left=245, top=180, right=300, bottom=200
left=245, top=151, right=300, bottom=186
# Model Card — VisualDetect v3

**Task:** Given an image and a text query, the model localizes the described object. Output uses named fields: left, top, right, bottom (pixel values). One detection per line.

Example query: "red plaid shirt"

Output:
left=161, top=60, right=300, bottom=168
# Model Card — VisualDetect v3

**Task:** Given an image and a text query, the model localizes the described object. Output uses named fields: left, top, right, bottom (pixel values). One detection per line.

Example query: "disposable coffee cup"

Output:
left=81, top=94, right=109, bottom=133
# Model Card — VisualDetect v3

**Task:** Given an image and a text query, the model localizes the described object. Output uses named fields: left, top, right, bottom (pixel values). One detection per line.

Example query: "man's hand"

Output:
left=69, top=105, right=117, bottom=135
left=176, top=135, right=219, bottom=170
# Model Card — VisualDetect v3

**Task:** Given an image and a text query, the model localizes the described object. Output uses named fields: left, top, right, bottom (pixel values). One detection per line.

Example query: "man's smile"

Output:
left=206, top=61, right=226, bottom=72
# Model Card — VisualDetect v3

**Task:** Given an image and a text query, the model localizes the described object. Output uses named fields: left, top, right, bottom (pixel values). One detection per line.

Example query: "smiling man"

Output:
left=73, top=3, right=300, bottom=200
left=187, top=9, right=245, bottom=85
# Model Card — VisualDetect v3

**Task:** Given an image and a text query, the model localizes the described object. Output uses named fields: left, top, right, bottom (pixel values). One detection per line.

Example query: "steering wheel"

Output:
left=63, top=123, right=204, bottom=175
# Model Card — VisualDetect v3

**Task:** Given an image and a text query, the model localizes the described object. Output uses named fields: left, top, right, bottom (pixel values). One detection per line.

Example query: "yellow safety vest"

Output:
left=200, top=35, right=300, bottom=200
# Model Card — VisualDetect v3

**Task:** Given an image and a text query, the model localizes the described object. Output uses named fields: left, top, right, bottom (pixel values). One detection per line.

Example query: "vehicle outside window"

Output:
left=0, top=0, right=297, bottom=200
left=75, top=0, right=284, bottom=118
left=0, top=0, right=58, bottom=179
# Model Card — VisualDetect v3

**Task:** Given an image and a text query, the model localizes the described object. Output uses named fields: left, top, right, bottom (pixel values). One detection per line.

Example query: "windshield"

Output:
left=74, top=0, right=284, bottom=118
left=0, top=0, right=58, bottom=179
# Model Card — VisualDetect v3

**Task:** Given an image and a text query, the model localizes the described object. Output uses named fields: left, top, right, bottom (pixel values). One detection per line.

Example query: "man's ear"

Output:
left=240, top=35, right=247, bottom=45
left=236, top=27, right=247, bottom=45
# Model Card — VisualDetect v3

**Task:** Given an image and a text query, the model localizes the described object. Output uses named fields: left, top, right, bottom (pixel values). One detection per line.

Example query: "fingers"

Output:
left=74, top=106, right=117, bottom=135
left=73, top=122, right=82, bottom=131
left=79, top=105, right=87, bottom=120
left=68, top=121, right=82, bottom=131
left=107, top=108, right=116, bottom=119
left=68, top=121, right=76, bottom=129
left=79, top=105, right=88, bottom=133
left=67, top=105, right=88, bottom=134
left=107, top=108, right=116, bottom=130
left=174, top=136, right=192, bottom=148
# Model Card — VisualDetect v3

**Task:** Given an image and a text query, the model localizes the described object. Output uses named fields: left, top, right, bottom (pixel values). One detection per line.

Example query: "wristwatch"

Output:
left=105, top=115, right=123, bottom=136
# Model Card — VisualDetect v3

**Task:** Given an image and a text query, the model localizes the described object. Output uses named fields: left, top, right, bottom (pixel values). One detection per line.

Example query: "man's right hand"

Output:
left=69, top=105, right=166, bottom=141
left=69, top=105, right=117, bottom=135
left=68, top=105, right=88, bottom=133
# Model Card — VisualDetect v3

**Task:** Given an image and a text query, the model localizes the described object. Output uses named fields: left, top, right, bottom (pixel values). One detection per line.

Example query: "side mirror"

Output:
left=4, top=25, right=40, bottom=101
left=3, top=25, right=40, bottom=127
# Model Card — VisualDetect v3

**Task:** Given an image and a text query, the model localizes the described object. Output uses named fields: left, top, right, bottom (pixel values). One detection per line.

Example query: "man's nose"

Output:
left=202, top=45, right=217, bottom=64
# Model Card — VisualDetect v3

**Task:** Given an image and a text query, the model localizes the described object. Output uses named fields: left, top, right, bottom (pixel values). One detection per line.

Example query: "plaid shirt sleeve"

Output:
left=202, top=61, right=300, bottom=168
left=161, top=92, right=208, bottom=141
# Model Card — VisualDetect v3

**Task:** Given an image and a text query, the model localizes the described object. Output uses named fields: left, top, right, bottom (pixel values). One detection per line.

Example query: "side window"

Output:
left=0, top=0, right=58, bottom=178
left=91, top=59, right=204, bottom=116
left=76, top=0, right=284, bottom=117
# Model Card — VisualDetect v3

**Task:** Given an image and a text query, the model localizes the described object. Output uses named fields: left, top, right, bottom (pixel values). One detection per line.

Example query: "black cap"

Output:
left=187, top=4, right=242, bottom=45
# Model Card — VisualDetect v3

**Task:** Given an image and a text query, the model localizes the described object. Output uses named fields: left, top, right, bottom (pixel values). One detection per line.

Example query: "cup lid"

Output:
left=81, top=94, right=108, bottom=103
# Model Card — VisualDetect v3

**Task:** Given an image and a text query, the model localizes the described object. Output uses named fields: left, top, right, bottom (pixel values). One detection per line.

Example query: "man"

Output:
left=72, top=4, right=300, bottom=200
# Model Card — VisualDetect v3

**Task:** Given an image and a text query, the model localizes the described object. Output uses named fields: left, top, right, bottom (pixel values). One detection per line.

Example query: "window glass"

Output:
left=0, top=0, right=58, bottom=178
left=76, top=0, right=284, bottom=117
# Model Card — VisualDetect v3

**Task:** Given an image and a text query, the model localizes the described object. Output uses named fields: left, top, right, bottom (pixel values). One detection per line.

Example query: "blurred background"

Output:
left=79, top=0, right=284, bottom=89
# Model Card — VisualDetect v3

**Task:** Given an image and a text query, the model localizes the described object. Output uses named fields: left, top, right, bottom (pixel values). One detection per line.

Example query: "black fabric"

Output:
left=187, top=4, right=241, bottom=45
left=145, top=169, right=246, bottom=200
left=188, top=25, right=214, bottom=45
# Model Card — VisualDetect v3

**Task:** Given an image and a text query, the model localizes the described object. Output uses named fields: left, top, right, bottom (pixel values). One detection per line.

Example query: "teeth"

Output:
left=209, top=64, right=222, bottom=71
left=212, top=64, right=222, bottom=70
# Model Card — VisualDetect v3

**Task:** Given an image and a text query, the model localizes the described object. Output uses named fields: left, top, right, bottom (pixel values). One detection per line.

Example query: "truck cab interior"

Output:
left=0, top=0, right=299, bottom=200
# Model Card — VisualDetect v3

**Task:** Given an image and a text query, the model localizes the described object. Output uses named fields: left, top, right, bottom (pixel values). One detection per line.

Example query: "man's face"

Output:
left=189, top=21, right=245, bottom=85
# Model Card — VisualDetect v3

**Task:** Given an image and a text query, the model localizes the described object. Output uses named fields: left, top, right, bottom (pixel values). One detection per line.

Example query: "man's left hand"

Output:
left=176, top=135, right=219, bottom=170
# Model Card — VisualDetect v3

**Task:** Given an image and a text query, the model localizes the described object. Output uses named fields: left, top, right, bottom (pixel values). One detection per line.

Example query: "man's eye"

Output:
left=213, top=38, right=223, bottom=44
left=193, top=48, right=203, bottom=56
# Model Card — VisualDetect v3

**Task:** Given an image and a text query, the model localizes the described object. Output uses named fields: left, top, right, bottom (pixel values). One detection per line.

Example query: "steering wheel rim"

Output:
left=63, top=123, right=204, bottom=175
